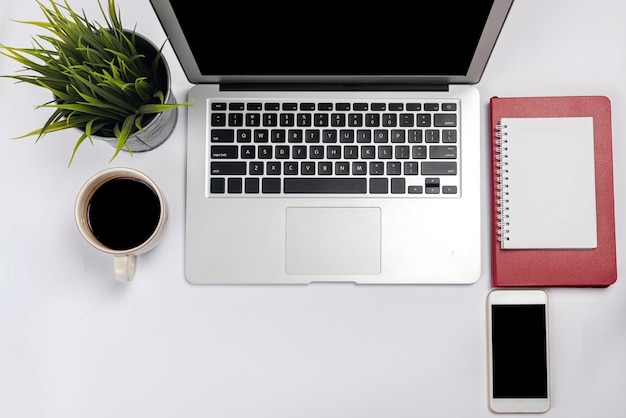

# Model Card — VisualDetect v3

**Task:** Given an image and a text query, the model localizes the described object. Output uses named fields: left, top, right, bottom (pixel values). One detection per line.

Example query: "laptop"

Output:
left=149, top=0, right=514, bottom=284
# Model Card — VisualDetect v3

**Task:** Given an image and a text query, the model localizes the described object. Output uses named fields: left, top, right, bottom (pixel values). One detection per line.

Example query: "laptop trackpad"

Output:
left=285, top=207, right=381, bottom=275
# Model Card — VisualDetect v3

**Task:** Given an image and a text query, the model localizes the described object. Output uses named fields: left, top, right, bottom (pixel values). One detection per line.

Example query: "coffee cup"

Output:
left=75, top=168, right=168, bottom=281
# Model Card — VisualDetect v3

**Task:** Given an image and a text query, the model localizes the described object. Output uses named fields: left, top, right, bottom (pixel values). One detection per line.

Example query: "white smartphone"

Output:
left=487, top=289, right=550, bottom=413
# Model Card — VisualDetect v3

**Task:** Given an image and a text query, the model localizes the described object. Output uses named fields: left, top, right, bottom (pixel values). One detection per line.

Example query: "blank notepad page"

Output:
left=497, top=117, right=597, bottom=249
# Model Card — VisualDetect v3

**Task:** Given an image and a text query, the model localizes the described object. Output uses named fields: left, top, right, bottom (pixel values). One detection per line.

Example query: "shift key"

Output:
left=421, top=162, right=457, bottom=175
left=211, top=162, right=246, bottom=175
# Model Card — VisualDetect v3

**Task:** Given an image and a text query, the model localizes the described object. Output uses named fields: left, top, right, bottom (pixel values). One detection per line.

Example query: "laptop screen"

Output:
left=150, top=0, right=513, bottom=85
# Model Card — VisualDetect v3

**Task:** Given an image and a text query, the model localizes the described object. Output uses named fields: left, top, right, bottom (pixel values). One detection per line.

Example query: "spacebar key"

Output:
left=284, top=178, right=367, bottom=193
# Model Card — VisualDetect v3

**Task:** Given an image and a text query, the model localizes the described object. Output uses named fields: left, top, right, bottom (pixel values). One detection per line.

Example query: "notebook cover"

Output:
left=489, top=95, right=617, bottom=287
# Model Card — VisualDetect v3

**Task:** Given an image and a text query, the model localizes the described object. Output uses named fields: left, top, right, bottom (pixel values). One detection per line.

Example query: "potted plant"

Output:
left=0, top=0, right=190, bottom=165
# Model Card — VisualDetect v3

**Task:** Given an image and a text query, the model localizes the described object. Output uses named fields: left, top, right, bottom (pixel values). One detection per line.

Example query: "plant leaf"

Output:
left=109, top=113, right=136, bottom=161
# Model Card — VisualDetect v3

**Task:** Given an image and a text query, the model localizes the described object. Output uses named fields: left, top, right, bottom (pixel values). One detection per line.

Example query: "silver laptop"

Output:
left=149, top=0, right=514, bottom=284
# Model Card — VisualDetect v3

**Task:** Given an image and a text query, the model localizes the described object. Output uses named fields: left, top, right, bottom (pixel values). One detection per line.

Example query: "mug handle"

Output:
left=114, top=254, right=137, bottom=281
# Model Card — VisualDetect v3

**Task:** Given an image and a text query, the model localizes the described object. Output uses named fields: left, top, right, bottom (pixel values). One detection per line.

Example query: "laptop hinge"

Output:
left=219, top=83, right=449, bottom=92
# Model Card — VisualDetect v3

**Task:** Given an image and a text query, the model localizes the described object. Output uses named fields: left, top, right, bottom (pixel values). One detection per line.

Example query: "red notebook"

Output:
left=490, top=96, right=617, bottom=287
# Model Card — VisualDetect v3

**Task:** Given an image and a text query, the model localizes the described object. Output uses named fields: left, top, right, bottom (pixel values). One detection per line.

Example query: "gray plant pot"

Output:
left=89, top=31, right=178, bottom=153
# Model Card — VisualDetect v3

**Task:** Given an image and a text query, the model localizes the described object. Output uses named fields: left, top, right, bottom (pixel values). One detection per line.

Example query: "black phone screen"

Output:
left=491, top=304, right=548, bottom=398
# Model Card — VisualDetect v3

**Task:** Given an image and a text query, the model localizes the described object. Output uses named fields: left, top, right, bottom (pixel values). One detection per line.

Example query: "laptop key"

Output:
left=211, top=113, right=226, bottom=126
left=314, top=113, right=329, bottom=127
left=331, top=113, right=346, bottom=127
left=382, top=114, right=397, bottom=127
left=245, top=178, right=260, bottom=193
left=284, top=178, right=367, bottom=193
left=228, top=113, right=243, bottom=126
left=210, top=178, right=225, bottom=193
left=442, top=129, right=457, bottom=143
left=434, top=114, right=457, bottom=127
left=339, top=129, right=354, bottom=143
left=228, top=178, right=243, bottom=193
left=399, top=114, right=414, bottom=127
left=211, top=145, right=238, bottom=159
left=280, top=113, right=295, bottom=126
left=262, top=178, right=281, bottom=193
left=211, top=162, right=246, bottom=175
left=211, top=129, right=234, bottom=142
left=365, top=113, right=380, bottom=127
left=421, top=161, right=457, bottom=175
left=370, top=178, right=388, bottom=193
left=429, top=145, right=457, bottom=159
left=417, top=114, right=431, bottom=127
left=391, top=178, right=406, bottom=194
left=348, top=114, right=363, bottom=127
left=246, top=113, right=261, bottom=126
left=297, top=113, right=312, bottom=127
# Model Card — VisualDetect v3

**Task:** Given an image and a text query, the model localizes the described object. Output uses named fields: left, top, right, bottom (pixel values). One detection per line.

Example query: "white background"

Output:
left=1, top=0, right=625, bottom=417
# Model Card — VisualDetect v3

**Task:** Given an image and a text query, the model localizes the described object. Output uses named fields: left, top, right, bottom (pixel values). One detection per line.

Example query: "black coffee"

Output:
left=87, top=177, right=161, bottom=251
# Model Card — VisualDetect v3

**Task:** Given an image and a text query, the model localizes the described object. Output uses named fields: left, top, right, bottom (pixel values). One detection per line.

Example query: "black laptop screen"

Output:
left=169, top=1, right=496, bottom=77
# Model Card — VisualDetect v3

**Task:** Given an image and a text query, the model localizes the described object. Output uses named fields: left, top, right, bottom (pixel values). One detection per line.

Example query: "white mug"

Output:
left=74, top=168, right=168, bottom=281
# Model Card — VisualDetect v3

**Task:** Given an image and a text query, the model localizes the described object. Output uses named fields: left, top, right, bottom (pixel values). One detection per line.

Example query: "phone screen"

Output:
left=491, top=304, right=548, bottom=398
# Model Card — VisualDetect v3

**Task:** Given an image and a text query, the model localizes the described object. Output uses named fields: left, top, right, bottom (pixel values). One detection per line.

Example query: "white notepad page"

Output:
left=498, top=117, right=597, bottom=249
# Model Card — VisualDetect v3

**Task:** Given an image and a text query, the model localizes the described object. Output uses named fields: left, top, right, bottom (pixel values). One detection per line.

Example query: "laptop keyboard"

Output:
left=208, top=99, right=460, bottom=196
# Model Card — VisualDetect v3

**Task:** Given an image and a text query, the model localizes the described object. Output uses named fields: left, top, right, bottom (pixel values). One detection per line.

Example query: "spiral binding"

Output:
left=495, top=124, right=510, bottom=242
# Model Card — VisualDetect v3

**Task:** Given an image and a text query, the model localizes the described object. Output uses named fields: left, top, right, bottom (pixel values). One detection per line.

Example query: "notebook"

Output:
left=149, top=0, right=515, bottom=284
left=490, top=96, right=617, bottom=287
left=496, top=117, right=597, bottom=249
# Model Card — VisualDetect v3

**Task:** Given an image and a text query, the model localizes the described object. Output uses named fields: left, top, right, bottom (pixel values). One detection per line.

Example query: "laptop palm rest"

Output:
left=285, top=207, right=381, bottom=276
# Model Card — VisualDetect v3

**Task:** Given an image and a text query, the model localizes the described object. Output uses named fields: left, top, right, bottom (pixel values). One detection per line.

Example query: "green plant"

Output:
left=0, top=0, right=190, bottom=164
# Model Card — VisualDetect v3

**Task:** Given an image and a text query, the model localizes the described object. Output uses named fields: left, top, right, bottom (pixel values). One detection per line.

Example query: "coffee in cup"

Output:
left=75, top=168, right=168, bottom=281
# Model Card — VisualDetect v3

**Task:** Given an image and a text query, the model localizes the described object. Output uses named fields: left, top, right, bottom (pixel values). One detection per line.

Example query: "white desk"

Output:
left=1, top=1, right=624, bottom=417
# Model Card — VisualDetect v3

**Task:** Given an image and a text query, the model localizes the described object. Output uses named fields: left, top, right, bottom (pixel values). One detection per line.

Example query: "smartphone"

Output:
left=487, top=289, right=550, bottom=413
